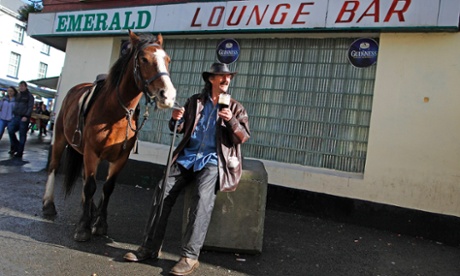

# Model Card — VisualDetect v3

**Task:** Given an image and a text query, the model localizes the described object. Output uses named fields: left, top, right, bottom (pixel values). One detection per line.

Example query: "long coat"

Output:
left=169, top=90, right=250, bottom=192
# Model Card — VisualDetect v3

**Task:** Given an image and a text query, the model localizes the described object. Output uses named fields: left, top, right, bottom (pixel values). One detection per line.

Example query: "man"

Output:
left=37, top=102, right=50, bottom=136
left=8, top=81, right=34, bottom=158
left=124, top=63, right=250, bottom=276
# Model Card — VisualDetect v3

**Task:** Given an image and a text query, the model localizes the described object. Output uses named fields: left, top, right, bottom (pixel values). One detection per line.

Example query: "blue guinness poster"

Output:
left=216, top=39, right=240, bottom=64
left=347, top=38, right=379, bottom=68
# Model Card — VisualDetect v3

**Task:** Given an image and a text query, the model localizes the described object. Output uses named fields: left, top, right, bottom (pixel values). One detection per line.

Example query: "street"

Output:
left=1, top=133, right=460, bottom=276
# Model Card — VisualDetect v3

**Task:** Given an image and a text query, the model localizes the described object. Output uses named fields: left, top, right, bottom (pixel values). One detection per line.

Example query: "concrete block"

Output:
left=183, top=159, right=268, bottom=254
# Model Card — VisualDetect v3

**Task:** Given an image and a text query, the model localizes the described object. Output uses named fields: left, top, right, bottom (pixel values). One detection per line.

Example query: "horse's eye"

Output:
left=140, top=57, right=149, bottom=63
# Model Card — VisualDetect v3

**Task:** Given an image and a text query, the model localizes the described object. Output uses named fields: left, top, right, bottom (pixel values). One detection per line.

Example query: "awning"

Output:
left=0, top=78, right=57, bottom=99
left=28, top=87, right=56, bottom=99
left=28, top=76, right=60, bottom=90
left=0, top=78, right=19, bottom=90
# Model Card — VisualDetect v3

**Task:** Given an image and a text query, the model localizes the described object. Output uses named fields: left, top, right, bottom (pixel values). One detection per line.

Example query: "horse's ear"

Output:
left=156, top=33, right=163, bottom=46
left=129, top=30, right=140, bottom=47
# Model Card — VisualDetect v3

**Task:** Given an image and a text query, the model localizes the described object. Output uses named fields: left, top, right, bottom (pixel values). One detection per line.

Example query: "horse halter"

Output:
left=133, top=43, right=170, bottom=106
left=116, top=42, right=171, bottom=149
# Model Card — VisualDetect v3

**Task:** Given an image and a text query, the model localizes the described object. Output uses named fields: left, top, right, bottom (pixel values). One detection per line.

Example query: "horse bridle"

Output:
left=133, top=43, right=170, bottom=106
left=116, top=42, right=171, bottom=149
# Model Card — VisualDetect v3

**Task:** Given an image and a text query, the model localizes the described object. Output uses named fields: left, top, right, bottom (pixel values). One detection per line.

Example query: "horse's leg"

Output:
left=92, top=158, right=128, bottom=236
left=74, top=152, right=99, bottom=242
left=42, top=130, right=67, bottom=216
left=91, top=174, right=116, bottom=236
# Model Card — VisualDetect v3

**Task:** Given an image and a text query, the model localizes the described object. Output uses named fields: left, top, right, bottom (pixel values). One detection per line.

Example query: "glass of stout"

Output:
left=218, top=93, right=231, bottom=110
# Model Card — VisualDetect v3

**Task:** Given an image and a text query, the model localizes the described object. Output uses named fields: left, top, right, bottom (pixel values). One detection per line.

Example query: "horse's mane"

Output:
left=106, top=33, right=159, bottom=90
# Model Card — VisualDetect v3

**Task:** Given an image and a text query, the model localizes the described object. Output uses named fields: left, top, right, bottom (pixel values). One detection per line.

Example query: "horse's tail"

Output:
left=63, top=146, right=83, bottom=197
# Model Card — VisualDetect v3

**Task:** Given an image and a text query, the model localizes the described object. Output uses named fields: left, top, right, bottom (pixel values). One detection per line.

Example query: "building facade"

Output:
left=27, top=0, right=460, bottom=217
left=0, top=0, right=65, bottom=102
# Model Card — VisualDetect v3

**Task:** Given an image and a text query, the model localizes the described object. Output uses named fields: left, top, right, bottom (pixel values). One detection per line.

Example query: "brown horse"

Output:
left=42, top=31, right=176, bottom=241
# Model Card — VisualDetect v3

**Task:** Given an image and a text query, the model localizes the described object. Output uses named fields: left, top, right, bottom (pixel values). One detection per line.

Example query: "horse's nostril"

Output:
left=160, top=90, right=165, bottom=98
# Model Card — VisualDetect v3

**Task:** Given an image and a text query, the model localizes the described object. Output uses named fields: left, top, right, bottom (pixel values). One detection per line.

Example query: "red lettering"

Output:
left=209, top=6, right=224, bottom=26
left=247, top=5, right=269, bottom=25
left=270, top=4, right=290, bottom=25
left=227, top=6, right=247, bottom=26
left=335, top=1, right=359, bottom=23
left=384, top=0, right=411, bottom=22
left=191, top=8, right=201, bottom=27
left=292, top=2, right=314, bottom=25
left=357, top=0, right=379, bottom=23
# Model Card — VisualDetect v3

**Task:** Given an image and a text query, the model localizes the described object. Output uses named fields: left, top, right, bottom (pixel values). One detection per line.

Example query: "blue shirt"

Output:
left=176, top=96, right=218, bottom=171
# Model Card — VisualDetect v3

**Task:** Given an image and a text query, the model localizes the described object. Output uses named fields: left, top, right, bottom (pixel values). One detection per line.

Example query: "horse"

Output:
left=42, top=31, right=177, bottom=242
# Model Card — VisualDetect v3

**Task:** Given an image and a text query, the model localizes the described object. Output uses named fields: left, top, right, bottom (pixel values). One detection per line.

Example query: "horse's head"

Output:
left=129, top=31, right=176, bottom=109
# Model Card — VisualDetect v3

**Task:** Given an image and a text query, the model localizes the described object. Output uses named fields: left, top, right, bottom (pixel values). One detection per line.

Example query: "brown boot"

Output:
left=123, top=246, right=161, bottom=262
left=170, top=257, right=199, bottom=275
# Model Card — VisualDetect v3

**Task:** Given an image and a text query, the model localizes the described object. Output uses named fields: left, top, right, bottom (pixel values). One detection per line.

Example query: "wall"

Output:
left=365, top=32, right=460, bottom=215
left=261, top=32, right=460, bottom=217
left=54, top=36, right=121, bottom=121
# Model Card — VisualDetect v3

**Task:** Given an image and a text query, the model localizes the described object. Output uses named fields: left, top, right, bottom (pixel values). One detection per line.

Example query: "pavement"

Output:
left=1, top=130, right=460, bottom=276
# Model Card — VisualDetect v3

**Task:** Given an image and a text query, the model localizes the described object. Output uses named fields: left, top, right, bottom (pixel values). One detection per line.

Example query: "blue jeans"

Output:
left=143, top=163, right=218, bottom=259
left=0, top=119, right=9, bottom=140
left=8, top=116, right=30, bottom=154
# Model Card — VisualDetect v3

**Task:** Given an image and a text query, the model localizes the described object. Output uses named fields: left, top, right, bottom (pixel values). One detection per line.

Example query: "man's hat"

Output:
left=202, top=63, right=237, bottom=82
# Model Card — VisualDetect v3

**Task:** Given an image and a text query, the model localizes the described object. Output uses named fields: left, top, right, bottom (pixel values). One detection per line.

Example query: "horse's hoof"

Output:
left=91, top=225, right=107, bottom=236
left=91, top=218, right=108, bottom=236
left=74, top=229, right=91, bottom=242
left=42, top=202, right=57, bottom=217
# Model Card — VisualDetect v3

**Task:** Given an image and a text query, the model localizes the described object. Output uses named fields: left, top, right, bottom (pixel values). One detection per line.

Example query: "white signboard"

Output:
left=54, top=6, right=157, bottom=34
left=27, top=0, right=460, bottom=36
left=327, top=0, right=440, bottom=28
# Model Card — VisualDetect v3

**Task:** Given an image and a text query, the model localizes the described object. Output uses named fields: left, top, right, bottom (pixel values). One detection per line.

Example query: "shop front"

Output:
left=27, top=0, right=460, bottom=217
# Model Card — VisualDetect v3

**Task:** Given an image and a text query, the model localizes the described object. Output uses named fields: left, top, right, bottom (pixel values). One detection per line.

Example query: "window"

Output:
left=8, top=52, right=21, bottom=78
left=13, top=24, right=25, bottom=44
left=139, top=38, right=376, bottom=174
left=38, top=62, right=48, bottom=78
left=41, top=44, right=50, bottom=55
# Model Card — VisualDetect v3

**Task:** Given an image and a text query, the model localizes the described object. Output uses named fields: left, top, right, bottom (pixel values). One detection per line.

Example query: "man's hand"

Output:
left=172, top=107, right=185, bottom=121
left=218, top=108, right=233, bottom=122
left=21, top=117, right=28, bottom=122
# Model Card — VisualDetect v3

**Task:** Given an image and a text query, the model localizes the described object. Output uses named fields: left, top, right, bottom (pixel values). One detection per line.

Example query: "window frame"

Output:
left=7, top=52, right=21, bottom=79
left=38, top=62, right=48, bottom=79
left=12, top=24, right=25, bottom=44
left=138, top=37, right=377, bottom=174
left=41, top=44, right=50, bottom=55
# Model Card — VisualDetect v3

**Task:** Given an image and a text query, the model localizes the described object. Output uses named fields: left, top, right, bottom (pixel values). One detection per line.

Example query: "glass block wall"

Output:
left=138, top=37, right=376, bottom=173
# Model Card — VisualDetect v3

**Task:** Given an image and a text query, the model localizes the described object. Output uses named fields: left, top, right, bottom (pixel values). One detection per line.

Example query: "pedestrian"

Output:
left=8, top=81, right=34, bottom=158
left=29, top=102, right=40, bottom=134
left=37, top=103, right=50, bottom=136
left=0, top=86, right=17, bottom=141
left=123, top=62, right=250, bottom=276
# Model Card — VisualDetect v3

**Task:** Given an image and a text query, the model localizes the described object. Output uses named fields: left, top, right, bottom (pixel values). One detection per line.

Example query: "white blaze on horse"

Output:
left=42, top=31, right=176, bottom=241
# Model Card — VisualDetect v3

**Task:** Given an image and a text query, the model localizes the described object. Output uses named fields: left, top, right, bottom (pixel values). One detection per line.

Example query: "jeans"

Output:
left=8, top=116, right=30, bottom=154
left=0, top=119, right=9, bottom=140
left=142, top=162, right=218, bottom=259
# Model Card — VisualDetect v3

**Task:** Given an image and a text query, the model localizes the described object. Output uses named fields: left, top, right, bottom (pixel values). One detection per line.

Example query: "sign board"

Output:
left=216, top=39, right=240, bottom=64
left=28, top=0, right=460, bottom=37
left=347, top=38, right=379, bottom=68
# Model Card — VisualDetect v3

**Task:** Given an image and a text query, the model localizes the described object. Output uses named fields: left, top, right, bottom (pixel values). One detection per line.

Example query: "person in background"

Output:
left=29, top=102, right=40, bottom=134
left=8, top=81, right=34, bottom=158
left=123, top=63, right=250, bottom=276
left=37, top=103, right=50, bottom=136
left=0, top=87, right=17, bottom=143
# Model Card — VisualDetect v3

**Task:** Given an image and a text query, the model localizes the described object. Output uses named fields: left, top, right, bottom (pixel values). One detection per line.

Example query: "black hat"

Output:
left=202, top=63, right=237, bottom=82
